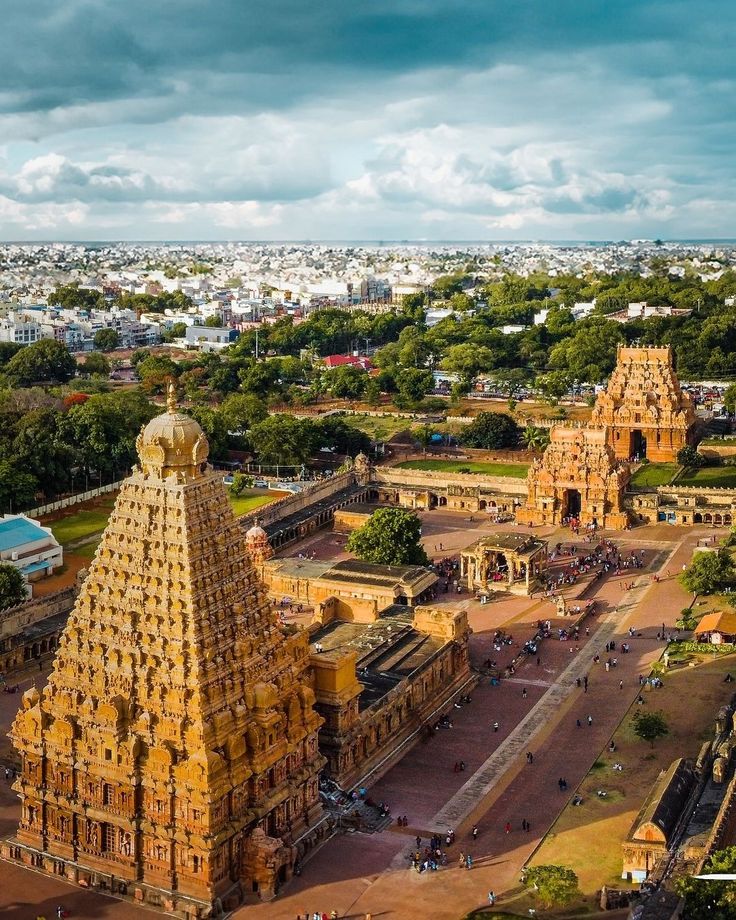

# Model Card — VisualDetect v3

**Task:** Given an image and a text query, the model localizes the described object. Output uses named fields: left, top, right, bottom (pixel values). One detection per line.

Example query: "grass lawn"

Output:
left=396, top=459, right=529, bottom=478
left=629, top=463, right=679, bottom=488
left=531, top=653, right=736, bottom=896
left=677, top=466, right=736, bottom=488
left=228, top=489, right=279, bottom=517
left=48, top=509, right=113, bottom=546
left=343, top=413, right=418, bottom=441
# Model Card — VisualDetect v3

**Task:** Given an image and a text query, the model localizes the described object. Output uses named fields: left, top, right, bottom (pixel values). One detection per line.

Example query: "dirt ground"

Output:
left=532, top=652, right=736, bottom=894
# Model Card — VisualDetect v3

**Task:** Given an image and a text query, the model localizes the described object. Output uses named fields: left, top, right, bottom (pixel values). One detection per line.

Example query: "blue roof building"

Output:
left=0, top=514, right=63, bottom=593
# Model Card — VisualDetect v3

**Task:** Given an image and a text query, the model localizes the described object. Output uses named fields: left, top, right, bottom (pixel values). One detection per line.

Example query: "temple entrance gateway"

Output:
left=631, top=429, right=647, bottom=460
left=565, top=489, right=582, bottom=518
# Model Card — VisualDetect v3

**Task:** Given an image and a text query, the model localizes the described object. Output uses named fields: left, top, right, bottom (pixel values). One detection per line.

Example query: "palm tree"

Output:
left=521, top=425, right=550, bottom=451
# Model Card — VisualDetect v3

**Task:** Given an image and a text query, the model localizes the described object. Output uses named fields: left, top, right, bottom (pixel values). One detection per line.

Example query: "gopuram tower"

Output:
left=590, top=345, right=696, bottom=462
left=5, top=386, right=325, bottom=917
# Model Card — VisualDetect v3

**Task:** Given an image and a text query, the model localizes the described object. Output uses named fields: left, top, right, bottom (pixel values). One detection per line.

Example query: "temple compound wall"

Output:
left=2, top=388, right=328, bottom=918
left=517, top=426, right=630, bottom=529
left=373, top=466, right=525, bottom=517
left=591, top=345, right=696, bottom=463
left=0, top=586, right=76, bottom=679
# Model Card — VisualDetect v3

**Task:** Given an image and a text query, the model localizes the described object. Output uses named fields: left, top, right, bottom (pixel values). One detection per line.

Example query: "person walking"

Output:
left=493, top=720, right=499, bottom=732
left=504, top=821, right=511, bottom=834
left=619, top=679, right=623, bottom=690
left=587, top=715, right=593, bottom=726
left=522, top=687, right=527, bottom=698
left=488, top=891, right=496, bottom=906
left=472, top=825, right=478, bottom=840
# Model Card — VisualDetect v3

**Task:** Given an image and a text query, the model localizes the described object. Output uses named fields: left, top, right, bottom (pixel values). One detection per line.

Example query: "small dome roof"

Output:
left=245, top=523, right=268, bottom=541
left=137, top=382, right=209, bottom=477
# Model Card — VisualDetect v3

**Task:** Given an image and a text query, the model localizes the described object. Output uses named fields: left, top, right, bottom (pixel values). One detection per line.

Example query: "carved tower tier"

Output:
left=590, top=345, right=696, bottom=462
left=7, top=387, right=325, bottom=916
left=517, top=425, right=630, bottom=530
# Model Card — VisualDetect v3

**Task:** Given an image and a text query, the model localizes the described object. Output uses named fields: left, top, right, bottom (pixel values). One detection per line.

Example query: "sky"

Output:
left=1, top=0, right=734, bottom=241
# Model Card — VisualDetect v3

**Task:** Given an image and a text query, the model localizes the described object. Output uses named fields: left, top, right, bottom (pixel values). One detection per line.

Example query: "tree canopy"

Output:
left=524, top=865, right=580, bottom=908
left=347, top=507, right=429, bottom=566
left=680, top=549, right=735, bottom=603
left=0, top=563, right=27, bottom=610
left=677, top=846, right=736, bottom=919
left=462, top=411, right=520, bottom=450
left=4, top=339, right=77, bottom=386
left=632, top=710, right=669, bottom=747
left=93, top=328, right=121, bottom=351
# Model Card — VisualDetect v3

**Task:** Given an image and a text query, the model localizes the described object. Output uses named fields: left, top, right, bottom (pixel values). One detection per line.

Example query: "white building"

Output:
left=0, top=313, right=43, bottom=345
left=0, top=514, right=63, bottom=592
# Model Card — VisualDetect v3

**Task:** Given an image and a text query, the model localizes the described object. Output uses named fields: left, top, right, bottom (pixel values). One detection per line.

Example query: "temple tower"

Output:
left=516, top=425, right=630, bottom=530
left=7, top=386, right=324, bottom=916
left=590, top=345, right=696, bottom=462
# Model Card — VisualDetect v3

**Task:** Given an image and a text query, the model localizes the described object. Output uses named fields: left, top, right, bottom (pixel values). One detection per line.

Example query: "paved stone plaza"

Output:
left=0, top=511, right=721, bottom=919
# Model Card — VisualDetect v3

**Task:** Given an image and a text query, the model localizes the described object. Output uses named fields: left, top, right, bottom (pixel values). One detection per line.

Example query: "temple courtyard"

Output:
left=1, top=512, right=733, bottom=919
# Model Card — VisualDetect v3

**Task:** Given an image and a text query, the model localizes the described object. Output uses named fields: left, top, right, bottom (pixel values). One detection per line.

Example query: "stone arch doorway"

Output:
left=631, top=429, right=647, bottom=459
left=565, top=489, right=582, bottom=518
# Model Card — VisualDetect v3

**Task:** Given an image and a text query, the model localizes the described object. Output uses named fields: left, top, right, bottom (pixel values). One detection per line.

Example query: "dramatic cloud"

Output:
left=0, top=0, right=734, bottom=238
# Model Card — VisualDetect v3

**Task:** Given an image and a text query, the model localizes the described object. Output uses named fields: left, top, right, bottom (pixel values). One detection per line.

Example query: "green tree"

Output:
left=632, top=711, right=669, bottom=747
left=12, top=408, right=73, bottom=498
left=524, top=865, right=580, bottom=909
left=220, top=393, right=268, bottom=432
left=161, top=321, right=188, bottom=343
left=724, top=383, right=736, bottom=415
left=314, top=417, right=371, bottom=456
left=462, top=412, right=520, bottom=450
left=0, top=563, right=27, bottom=610
left=48, top=282, right=105, bottom=311
left=347, top=507, right=429, bottom=566
left=678, top=445, right=706, bottom=468
left=329, top=365, right=367, bottom=400
left=548, top=317, right=624, bottom=383
left=93, top=328, right=121, bottom=351
left=62, top=390, right=156, bottom=480
left=5, top=339, right=77, bottom=385
left=136, top=354, right=180, bottom=394
left=204, top=315, right=223, bottom=327
left=229, top=471, right=254, bottom=497
left=521, top=425, right=551, bottom=450
left=249, top=415, right=317, bottom=467
left=395, top=368, right=434, bottom=408
left=440, top=343, right=495, bottom=387
left=0, top=460, right=38, bottom=512
left=677, top=846, right=736, bottom=919
left=365, top=377, right=382, bottom=408
left=82, top=352, right=111, bottom=377
left=680, top=549, right=735, bottom=605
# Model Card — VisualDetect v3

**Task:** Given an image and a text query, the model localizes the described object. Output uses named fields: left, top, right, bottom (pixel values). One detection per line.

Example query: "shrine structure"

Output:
left=590, top=345, right=696, bottom=462
left=459, top=533, right=548, bottom=596
left=4, top=386, right=326, bottom=917
left=516, top=425, right=630, bottom=529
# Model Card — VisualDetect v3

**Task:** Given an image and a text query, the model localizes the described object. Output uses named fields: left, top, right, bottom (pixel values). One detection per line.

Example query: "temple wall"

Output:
left=374, top=467, right=527, bottom=496
left=240, top=471, right=357, bottom=530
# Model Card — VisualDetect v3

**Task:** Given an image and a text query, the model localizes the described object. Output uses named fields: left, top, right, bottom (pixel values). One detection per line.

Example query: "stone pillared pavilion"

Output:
left=4, top=386, right=326, bottom=917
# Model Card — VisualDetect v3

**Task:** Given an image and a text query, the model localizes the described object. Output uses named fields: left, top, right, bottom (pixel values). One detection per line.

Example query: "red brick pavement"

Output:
left=0, top=521, right=712, bottom=919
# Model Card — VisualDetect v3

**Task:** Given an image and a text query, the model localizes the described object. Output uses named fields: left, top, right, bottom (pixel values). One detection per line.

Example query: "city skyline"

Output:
left=1, top=0, right=734, bottom=241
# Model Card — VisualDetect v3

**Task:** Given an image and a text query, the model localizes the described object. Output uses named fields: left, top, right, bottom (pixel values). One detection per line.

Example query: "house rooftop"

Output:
left=0, top=516, right=51, bottom=553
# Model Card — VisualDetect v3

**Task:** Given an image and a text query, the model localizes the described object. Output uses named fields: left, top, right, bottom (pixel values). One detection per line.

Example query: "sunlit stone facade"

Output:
left=591, top=345, right=696, bottom=462
left=5, top=387, right=325, bottom=917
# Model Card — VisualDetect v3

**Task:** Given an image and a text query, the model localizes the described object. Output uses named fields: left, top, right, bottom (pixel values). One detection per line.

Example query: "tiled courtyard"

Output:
left=0, top=511, right=724, bottom=919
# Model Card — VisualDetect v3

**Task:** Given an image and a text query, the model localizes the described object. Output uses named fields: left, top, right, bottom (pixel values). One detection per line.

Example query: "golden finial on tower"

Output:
left=166, top=380, right=177, bottom=413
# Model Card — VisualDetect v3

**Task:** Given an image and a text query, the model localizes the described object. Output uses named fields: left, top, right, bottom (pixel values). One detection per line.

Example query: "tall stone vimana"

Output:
left=6, top=387, right=326, bottom=918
